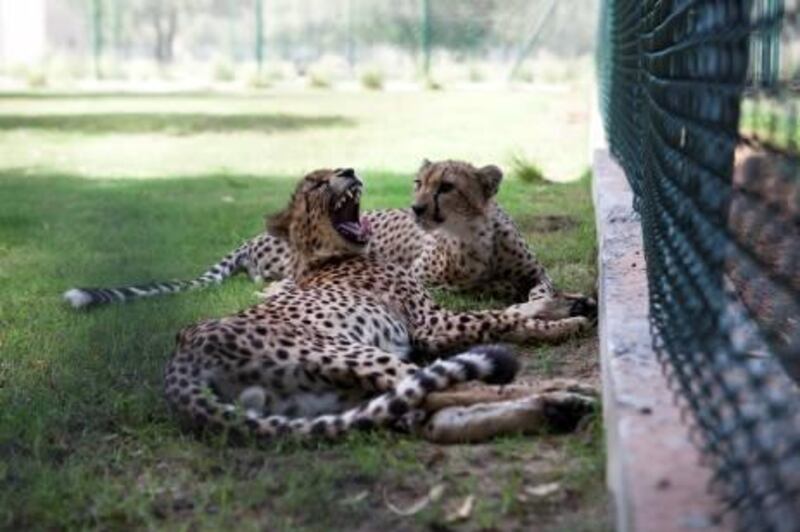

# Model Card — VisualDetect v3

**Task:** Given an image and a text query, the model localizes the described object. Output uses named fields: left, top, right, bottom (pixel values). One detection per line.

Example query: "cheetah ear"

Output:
left=477, top=164, right=503, bottom=198
left=419, top=158, right=432, bottom=172
left=266, top=207, right=292, bottom=239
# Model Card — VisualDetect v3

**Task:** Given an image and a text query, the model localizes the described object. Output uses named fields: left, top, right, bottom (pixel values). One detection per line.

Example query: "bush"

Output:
left=360, top=69, right=384, bottom=91
left=511, top=67, right=534, bottom=84
left=307, top=55, right=348, bottom=89
left=468, top=65, right=485, bottom=83
left=509, top=154, right=548, bottom=184
left=47, top=54, right=90, bottom=81
left=212, top=60, right=236, bottom=82
left=26, top=69, right=48, bottom=89
left=247, top=71, right=271, bottom=89
left=308, top=70, right=331, bottom=89
left=424, top=76, right=443, bottom=91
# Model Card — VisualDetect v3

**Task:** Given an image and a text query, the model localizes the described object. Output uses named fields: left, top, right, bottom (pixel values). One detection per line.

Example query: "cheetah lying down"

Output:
left=65, top=160, right=595, bottom=322
left=165, top=168, right=596, bottom=441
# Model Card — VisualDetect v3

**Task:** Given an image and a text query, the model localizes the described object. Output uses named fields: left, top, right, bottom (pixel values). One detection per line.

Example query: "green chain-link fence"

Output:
left=598, top=0, right=800, bottom=528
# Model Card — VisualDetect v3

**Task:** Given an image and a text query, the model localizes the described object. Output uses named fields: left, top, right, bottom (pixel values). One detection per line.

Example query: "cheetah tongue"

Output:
left=360, top=216, right=372, bottom=237
left=336, top=216, right=372, bottom=244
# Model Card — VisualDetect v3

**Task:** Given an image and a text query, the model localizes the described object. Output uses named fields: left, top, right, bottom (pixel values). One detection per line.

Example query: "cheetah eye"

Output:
left=438, top=182, right=455, bottom=194
left=413, top=179, right=421, bottom=189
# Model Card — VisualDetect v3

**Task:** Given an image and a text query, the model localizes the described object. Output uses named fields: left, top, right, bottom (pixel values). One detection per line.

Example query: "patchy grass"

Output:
left=510, top=153, right=548, bottom=184
left=0, top=90, right=606, bottom=531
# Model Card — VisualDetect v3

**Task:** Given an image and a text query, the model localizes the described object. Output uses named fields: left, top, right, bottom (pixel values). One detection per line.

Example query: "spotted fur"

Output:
left=164, top=168, right=590, bottom=440
left=64, top=160, right=595, bottom=320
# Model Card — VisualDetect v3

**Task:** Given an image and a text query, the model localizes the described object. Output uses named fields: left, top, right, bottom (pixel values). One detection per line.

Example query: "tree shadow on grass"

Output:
left=0, top=170, right=295, bottom=490
left=0, top=112, right=355, bottom=135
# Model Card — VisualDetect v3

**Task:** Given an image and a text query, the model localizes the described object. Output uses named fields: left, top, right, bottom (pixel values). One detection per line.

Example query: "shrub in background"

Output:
left=360, top=68, right=384, bottom=90
left=212, top=59, right=236, bottom=82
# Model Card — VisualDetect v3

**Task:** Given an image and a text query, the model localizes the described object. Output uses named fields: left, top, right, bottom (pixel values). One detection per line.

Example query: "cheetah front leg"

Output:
left=410, top=306, right=589, bottom=354
left=491, top=211, right=597, bottom=319
left=521, top=272, right=598, bottom=321
left=487, top=264, right=597, bottom=321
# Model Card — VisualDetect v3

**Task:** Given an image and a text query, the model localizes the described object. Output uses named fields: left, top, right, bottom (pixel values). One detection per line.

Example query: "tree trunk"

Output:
left=151, top=5, right=178, bottom=65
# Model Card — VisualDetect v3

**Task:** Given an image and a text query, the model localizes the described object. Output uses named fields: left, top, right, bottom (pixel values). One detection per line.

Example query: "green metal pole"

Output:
left=228, top=0, right=236, bottom=61
left=508, top=0, right=557, bottom=81
left=255, top=0, right=264, bottom=73
left=346, top=0, right=355, bottom=70
left=420, top=0, right=431, bottom=77
left=111, top=0, right=121, bottom=60
left=91, top=0, right=103, bottom=79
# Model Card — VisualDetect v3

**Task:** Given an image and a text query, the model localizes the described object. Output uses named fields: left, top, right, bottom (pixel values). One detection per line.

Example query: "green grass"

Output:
left=0, top=89, right=606, bottom=531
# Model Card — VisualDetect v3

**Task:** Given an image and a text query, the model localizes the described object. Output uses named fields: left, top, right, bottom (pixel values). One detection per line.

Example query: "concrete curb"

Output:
left=592, top=149, right=732, bottom=532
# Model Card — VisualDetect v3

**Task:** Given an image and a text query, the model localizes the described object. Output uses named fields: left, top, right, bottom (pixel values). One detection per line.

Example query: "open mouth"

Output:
left=331, top=184, right=372, bottom=245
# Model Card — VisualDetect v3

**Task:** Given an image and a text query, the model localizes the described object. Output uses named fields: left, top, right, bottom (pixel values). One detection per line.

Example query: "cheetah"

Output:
left=164, top=168, right=592, bottom=440
left=64, top=160, right=595, bottom=321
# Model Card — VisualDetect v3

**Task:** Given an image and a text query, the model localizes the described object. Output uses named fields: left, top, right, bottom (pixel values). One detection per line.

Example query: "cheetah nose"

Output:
left=412, top=204, right=427, bottom=216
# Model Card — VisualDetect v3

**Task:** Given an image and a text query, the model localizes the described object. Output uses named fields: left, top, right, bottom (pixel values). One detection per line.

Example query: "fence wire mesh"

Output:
left=598, top=0, right=800, bottom=528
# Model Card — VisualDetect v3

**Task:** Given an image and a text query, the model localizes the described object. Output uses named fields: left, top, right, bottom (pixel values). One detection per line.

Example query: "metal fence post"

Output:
left=255, top=0, right=264, bottom=73
left=420, top=0, right=431, bottom=77
left=90, top=0, right=103, bottom=79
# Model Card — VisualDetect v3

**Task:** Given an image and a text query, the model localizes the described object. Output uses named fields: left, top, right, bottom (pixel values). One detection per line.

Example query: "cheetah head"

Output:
left=411, top=159, right=503, bottom=234
left=266, top=168, right=372, bottom=267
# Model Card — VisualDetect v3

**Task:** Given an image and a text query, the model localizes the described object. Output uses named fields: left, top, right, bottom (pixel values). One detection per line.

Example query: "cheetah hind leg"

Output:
left=422, top=379, right=599, bottom=411
left=167, top=344, right=521, bottom=441
left=418, top=390, right=597, bottom=444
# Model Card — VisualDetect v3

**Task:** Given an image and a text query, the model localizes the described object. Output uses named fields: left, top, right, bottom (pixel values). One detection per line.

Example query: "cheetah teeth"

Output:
left=335, top=187, right=361, bottom=209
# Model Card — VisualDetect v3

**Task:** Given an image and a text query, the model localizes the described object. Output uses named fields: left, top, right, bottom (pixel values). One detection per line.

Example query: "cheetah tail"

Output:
left=166, top=345, right=519, bottom=441
left=62, top=241, right=252, bottom=309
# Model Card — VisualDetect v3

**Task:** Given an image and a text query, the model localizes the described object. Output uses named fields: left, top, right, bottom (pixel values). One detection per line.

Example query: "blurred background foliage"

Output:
left=0, top=0, right=598, bottom=88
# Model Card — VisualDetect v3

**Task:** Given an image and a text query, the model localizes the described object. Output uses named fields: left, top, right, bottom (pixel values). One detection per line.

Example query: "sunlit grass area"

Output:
left=0, top=89, right=606, bottom=531
left=0, top=88, right=591, bottom=180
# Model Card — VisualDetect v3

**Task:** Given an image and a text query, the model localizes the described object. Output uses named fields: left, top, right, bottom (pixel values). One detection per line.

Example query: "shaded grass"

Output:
left=0, top=113, right=353, bottom=135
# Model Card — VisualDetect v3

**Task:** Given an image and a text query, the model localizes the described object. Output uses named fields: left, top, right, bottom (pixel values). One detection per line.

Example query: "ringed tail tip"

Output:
left=63, top=288, right=93, bottom=309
